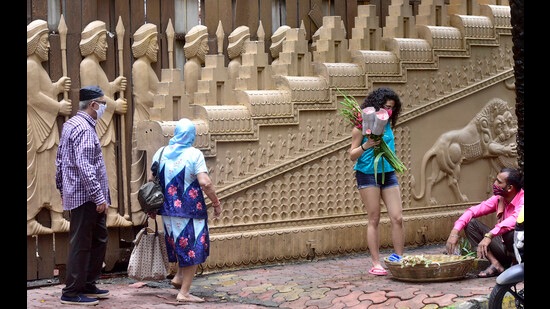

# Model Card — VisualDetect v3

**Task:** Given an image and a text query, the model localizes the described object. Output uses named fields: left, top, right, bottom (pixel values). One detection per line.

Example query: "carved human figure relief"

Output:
left=479, top=56, right=487, bottom=78
left=429, top=76, right=438, bottom=100
left=325, top=116, right=334, bottom=141
left=455, top=68, right=462, bottom=88
left=79, top=20, right=132, bottom=227
left=412, top=98, right=518, bottom=205
left=278, top=134, right=286, bottom=160
left=460, top=66, right=468, bottom=87
left=412, top=78, right=420, bottom=100
left=499, top=46, right=506, bottom=70
left=216, top=159, right=225, bottom=185
left=446, top=70, right=453, bottom=91
left=317, top=119, right=325, bottom=144
left=476, top=56, right=483, bottom=80
left=27, top=19, right=72, bottom=235
left=225, top=151, right=234, bottom=182
left=247, top=146, right=256, bottom=173
left=469, top=59, right=476, bottom=82
left=306, top=119, right=314, bottom=149
left=336, top=117, right=344, bottom=136
left=287, top=128, right=296, bottom=156
left=266, top=134, right=275, bottom=165
left=207, top=164, right=216, bottom=186
left=184, top=25, right=208, bottom=105
left=299, top=132, right=306, bottom=152
left=436, top=71, right=445, bottom=95
left=237, top=150, right=245, bottom=176
left=129, top=23, right=160, bottom=225
left=486, top=55, right=494, bottom=75
left=257, top=145, right=266, bottom=168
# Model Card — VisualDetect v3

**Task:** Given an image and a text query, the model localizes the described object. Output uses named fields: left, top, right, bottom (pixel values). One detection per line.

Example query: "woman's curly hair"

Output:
left=361, top=87, right=402, bottom=127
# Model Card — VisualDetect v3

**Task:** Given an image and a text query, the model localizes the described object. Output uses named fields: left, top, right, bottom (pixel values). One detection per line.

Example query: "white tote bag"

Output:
left=127, top=220, right=170, bottom=281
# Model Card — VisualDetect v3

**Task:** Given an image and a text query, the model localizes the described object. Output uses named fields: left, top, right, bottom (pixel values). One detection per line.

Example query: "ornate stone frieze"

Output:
left=417, top=26, right=463, bottom=50
left=481, top=5, right=511, bottom=29
left=236, top=90, right=293, bottom=118
left=276, top=76, right=330, bottom=103
left=314, top=63, right=365, bottom=89
left=351, top=50, right=400, bottom=75
left=385, top=38, right=434, bottom=63
left=450, top=15, right=495, bottom=40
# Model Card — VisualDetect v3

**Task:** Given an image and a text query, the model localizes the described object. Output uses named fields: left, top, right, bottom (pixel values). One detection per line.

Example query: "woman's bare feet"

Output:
left=176, top=292, right=204, bottom=303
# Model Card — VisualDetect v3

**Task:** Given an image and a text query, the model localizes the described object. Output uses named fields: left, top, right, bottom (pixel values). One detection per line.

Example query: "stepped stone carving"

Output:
left=312, top=16, right=350, bottom=63
left=383, top=0, right=417, bottom=39
left=349, top=5, right=382, bottom=51
left=278, top=26, right=312, bottom=77
left=194, top=22, right=228, bottom=106
left=236, top=36, right=271, bottom=91
left=416, top=0, right=450, bottom=27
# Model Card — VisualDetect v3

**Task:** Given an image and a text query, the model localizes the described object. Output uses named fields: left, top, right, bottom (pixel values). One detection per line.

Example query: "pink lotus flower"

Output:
left=371, top=109, right=389, bottom=136
left=361, top=107, right=376, bottom=135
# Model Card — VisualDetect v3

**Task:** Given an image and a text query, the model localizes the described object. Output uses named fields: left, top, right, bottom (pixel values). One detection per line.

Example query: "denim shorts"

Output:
left=355, top=170, right=399, bottom=189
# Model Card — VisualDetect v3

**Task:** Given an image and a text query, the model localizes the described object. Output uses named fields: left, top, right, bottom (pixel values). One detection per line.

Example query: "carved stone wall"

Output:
left=27, top=1, right=517, bottom=278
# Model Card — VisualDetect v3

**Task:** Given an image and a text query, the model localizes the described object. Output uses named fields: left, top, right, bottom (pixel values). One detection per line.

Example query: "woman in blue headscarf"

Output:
left=150, top=118, right=222, bottom=303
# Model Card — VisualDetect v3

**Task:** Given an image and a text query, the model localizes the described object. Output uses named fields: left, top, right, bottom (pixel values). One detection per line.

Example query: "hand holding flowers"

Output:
left=338, top=90, right=406, bottom=183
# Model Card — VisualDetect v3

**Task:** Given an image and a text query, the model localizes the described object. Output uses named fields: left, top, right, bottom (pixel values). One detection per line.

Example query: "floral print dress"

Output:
left=151, top=119, right=210, bottom=267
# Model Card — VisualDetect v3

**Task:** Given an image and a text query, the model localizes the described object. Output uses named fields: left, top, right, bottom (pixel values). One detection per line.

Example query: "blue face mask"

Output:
left=95, top=102, right=107, bottom=119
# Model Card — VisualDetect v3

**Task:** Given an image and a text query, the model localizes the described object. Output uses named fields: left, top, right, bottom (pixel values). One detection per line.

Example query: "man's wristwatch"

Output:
left=484, top=232, right=493, bottom=239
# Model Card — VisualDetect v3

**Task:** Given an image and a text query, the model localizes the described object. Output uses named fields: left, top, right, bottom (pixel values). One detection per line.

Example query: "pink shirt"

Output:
left=453, top=189, right=524, bottom=237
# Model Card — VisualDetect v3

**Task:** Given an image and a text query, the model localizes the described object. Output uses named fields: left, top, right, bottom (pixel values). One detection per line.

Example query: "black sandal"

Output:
left=478, top=264, right=503, bottom=278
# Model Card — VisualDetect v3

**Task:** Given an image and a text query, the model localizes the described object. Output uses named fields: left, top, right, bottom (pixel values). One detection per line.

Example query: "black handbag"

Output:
left=138, top=147, right=166, bottom=213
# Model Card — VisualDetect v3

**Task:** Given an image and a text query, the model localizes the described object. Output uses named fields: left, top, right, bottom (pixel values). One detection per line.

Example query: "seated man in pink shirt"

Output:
left=445, top=167, right=524, bottom=277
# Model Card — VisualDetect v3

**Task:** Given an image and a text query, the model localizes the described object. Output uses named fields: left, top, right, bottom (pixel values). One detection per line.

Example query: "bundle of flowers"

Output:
left=339, top=91, right=363, bottom=129
left=338, top=90, right=407, bottom=183
left=398, top=255, right=438, bottom=268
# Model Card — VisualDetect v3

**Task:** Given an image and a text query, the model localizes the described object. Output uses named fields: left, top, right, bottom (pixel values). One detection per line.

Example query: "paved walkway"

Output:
left=27, top=244, right=503, bottom=309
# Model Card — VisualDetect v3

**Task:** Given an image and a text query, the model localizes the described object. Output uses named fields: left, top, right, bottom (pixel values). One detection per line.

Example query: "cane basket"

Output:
left=384, top=254, right=475, bottom=282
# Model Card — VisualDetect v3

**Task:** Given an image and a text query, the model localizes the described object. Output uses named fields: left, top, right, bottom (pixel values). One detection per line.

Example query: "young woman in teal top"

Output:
left=348, top=87, right=404, bottom=276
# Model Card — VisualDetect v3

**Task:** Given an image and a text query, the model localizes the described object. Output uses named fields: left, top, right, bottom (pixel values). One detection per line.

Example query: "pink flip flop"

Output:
left=369, top=267, right=388, bottom=276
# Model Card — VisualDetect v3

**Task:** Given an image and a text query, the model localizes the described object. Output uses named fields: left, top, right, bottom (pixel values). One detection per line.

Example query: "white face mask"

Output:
left=95, top=102, right=107, bottom=119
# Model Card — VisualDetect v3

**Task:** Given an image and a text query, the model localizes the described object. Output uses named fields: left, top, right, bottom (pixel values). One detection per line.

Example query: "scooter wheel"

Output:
left=488, top=283, right=524, bottom=309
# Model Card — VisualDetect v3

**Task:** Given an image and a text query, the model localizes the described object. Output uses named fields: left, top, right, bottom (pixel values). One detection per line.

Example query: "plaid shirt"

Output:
left=55, top=111, right=110, bottom=211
